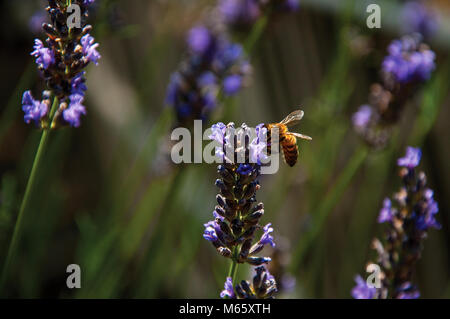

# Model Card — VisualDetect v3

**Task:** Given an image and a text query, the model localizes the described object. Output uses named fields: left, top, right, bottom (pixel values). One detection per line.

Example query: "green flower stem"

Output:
left=228, top=247, right=239, bottom=286
left=1, top=97, right=59, bottom=290
left=244, top=13, right=269, bottom=54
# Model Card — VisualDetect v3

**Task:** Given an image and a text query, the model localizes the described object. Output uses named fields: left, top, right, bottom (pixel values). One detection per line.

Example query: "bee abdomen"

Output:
left=281, top=136, right=298, bottom=167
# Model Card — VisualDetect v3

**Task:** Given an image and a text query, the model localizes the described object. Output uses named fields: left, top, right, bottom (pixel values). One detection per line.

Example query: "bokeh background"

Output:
left=0, top=0, right=449, bottom=298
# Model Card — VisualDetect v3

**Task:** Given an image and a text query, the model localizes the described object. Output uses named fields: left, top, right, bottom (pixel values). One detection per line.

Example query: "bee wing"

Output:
left=279, top=110, right=304, bottom=127
left=287, top=132, right=312, bottom=141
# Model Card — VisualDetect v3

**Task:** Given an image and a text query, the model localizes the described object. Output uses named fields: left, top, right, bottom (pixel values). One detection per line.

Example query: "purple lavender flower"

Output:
left=81, top=34, right=101, bottom=65
left=351, top=275, right=377, bottom=299
left=352, top=105, right=372, bottom=130
left=220, top=277, right=236, bottom=298
left=396, top=282, right=420, bottom=299
left=31, top=39, right=55, bottom=70
left=197, top=72, right=216, bottom=87
left=215, top=43, right=244, bottom=71
left=401, top=1, right=438, bottom=38
left=209, top=122, right=227, bottom=144
left=415, top=188, right=441, bottom=230
left=353, top=146, right=441, bottom=299
left=29, top=10, right=48, bottom=34
left=284, top=0, right=301, bottom=11
left=378, top=198, right=394, bottom=223
left=219, top=0, right=300, bottom=30
left=63, top=94, right=86, bottom=128
left=355, top=34, right=436, bottom=148
left=260, top=223, right=275, bottom=248
left=209, top=122, right=268, bottom=165
left=167, top=27, right=249, bottom=125
left=209, top=122, right=227, bottom=160
left=249, top=124, right=268, bottom=164
left=219, top=0, right=261, bottom=26
left=22, top=1, right=100, bottom=129
left=22, top=91, right=49, bottom=125
left=203, top=220, right=220, bottom=242
left=205, top=123, right=276, bottom=270
left=71, top=72, right=88, bottom=95
left=397, top=146, right=421, bottom=168
left=382, top=36, right=435, bottom=84
left=187, top=26, right=212, bottom=55
left=223, top=75, right=242, bottom=95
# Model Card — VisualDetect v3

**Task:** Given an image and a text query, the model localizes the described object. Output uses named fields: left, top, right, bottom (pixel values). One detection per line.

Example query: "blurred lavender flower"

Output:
left=167, top=0, right=301, bottom=126
left=22, top=0, right=100, bottom=129
left=352, top=104, right=372, bottom=130
left=187, top=26, right=213, bottom=55
left=352, top=35, right=435, bottom=148
left=29, top=10, right=48, bottom=34
left=401, top=1, right=438, bottom=38
left=219, top=0, right=300, bottom=31
left=166, top=27, right=250, bottom=126
left=219, top=0, right=261, bottom=27
left=352, top=146, right=440, bottom=299
left=382, top=36, right=435, bottom=84
left=351, top=275, right=377, bottom=299
left=223, top=74, right=243, bottom=95
left=377, top=198, right=393, bottom=223
left=221, top=266, right=277, bottom=299
left=283, top=0, right=301, bottom=11
left=397, top=146, right=421, bottom=168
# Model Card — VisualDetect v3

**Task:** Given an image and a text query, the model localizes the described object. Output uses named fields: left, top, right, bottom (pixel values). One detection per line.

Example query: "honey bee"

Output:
left=265, top=110, right=312, bottom=167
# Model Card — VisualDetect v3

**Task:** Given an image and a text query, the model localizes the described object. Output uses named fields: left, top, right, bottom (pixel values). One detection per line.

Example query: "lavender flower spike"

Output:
left=352, top=146, right=441, bottom=299
left=353, top=34, right=436, bottom=148
left=166, top=26, right=250, bottom=126
left=22, top=0, right=100, bottom=129
left=204, top=121, right=286, bottom=299
left=204, top=122, right=273, bottom=266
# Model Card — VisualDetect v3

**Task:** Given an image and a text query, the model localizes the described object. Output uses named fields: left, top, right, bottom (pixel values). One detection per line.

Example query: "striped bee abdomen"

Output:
left=281, top=134, right=298, bottom=167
